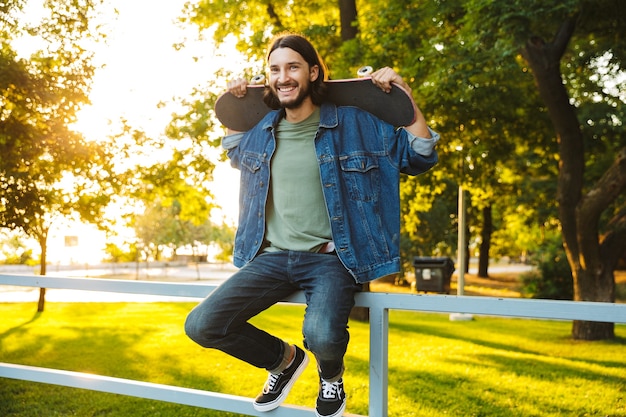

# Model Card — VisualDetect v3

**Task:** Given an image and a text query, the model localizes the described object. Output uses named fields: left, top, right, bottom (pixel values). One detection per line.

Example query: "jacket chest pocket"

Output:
left=339, top=155, right=381, bottom=202
left=241, top=153, right=266, bottom=197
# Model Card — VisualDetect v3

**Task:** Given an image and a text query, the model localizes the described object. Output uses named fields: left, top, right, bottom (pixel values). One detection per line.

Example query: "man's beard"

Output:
left=273, top=81, right=311, bottom=109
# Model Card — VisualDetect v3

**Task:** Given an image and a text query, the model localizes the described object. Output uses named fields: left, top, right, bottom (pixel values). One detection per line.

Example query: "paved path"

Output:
left=0, top=261, right=535, bottom=303
left=0, top=263, right=237, bottom=303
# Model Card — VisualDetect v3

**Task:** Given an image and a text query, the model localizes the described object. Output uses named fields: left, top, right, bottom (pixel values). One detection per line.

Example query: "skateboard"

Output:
left=214, top=67, right=417, bottom=132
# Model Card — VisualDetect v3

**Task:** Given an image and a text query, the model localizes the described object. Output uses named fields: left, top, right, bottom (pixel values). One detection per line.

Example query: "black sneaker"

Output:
left=316, top=377, right=346, bottom=417
left=253, top=345, right=309, bottom=411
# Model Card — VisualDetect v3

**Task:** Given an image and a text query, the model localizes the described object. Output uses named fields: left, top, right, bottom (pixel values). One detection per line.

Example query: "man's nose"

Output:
left=278, top=68, right=290, bottom=83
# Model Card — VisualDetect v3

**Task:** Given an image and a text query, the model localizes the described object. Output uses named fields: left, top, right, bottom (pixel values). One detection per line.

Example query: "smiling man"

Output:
left=269, top=49, right=315, bottom=111
left=185, top=33, right=440, bottom=417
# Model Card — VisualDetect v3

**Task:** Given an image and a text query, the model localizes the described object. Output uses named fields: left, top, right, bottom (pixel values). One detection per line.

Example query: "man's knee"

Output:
left=303, top=323, right=348, bottom=359
left=184, top=308, right=203, bottom=343
left=184, top=307, right=222, bottom=348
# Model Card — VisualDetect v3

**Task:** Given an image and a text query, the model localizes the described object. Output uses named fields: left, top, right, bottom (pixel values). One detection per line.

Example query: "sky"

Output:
left=10, top=0, right=244, bottom=263
left=16, top=0, right=220, bottom=135
left=74, top=1, right=212, bottom=137
left=70, top=0, right=242, bottom=220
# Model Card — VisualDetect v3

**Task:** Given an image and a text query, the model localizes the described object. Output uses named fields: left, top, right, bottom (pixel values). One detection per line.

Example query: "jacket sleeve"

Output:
left=392, top=124, right=440, bottom=176
left=222, top=132, right=244, bottom=151
left=404, top=127, right=440, bottom=157
left=222, top=132, right=245, bottom=169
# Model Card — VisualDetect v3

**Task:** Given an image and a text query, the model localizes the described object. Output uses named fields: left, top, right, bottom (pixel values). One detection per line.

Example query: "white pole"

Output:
left=451, top=184, right=473, bottom=321
left=457, top=184, right=466, bottom=296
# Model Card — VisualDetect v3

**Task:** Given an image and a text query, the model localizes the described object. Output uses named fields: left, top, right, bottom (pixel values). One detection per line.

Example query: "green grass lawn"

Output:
left=1, top=301, right=625, bottom=416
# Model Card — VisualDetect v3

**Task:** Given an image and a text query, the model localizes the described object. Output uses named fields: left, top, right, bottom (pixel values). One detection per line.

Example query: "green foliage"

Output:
left=102, top=242, right=138, bottom=264
left=0, top=233, right=33, bottom=265
left=205, top=222, right=235, bottom=263
left=104, top=114, right=223, bottom=261
left=129, top=198, right=235, bottom=263
left=400, top=176, right=457, bottom=270
left=186, top=0, right=342, bottom=63
left=165, top=88, right=223, bottom=150
left=521, top=234, right=574, bottom=300
left=0, top=0, right=116, bottom=267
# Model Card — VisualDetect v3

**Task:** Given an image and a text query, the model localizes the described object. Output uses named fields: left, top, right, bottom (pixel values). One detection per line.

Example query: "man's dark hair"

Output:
left=263, top=33, right=328, bottom=109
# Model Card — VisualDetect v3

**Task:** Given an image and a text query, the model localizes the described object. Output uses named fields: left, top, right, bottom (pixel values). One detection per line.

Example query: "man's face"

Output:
left=268, top=47, right=319, bottom=109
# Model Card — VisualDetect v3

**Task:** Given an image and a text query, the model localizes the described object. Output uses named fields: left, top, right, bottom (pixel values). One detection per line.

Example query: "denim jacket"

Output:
left=223, top=102, right=439, bottom=283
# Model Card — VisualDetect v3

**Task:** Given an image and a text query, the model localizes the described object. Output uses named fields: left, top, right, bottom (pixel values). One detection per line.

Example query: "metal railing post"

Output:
left=368, top=302, right=389, bottom=417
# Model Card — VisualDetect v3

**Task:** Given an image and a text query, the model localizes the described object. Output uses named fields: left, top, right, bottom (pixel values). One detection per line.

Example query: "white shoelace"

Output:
left=321, top=380, right=340, bottom=399
left=263, top=373, right=281, bottom=393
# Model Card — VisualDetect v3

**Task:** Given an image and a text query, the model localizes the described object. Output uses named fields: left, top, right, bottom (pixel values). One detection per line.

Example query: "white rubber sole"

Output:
left=252, top=352, right=310, bottom=412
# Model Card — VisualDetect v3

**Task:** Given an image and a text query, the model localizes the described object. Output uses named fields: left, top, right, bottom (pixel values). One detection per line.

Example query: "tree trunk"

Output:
left=37, top=288, right=46, bottom=312
left=572, top=320, right=614, bottom=340
left=571, top=266, right=615, bottom=339
left=520, top=16, right=626, bottom=340
left=265, top=3, right=284, bottom=31
left=37, top=231, right=48, bottom=313
left=478, top=205, right=492, bottom=278
left=339, top=0, right=358, bottom=41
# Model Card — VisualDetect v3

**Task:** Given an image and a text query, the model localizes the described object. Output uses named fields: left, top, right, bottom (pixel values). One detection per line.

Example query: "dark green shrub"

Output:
left=521, top=237, right=573, bottom=300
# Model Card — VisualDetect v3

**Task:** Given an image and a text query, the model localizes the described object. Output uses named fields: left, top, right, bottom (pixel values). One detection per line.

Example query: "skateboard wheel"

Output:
left=357, top=66, right=373, bottom=77
left=251, top=74, right=266, bottom=85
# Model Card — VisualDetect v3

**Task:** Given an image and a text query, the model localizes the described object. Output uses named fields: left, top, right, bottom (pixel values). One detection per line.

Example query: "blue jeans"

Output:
left=185, top=251, right=362, bottom=379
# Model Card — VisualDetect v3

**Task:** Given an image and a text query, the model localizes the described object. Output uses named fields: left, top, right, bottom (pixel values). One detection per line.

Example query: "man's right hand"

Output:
left=224, top=78, right=250, bottom=134
left=227, top=78, right=248, bottom=98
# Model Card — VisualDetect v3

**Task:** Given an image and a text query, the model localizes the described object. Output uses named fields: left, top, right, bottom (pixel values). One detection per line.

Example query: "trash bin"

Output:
left=412, top=257, right=455, bottom=294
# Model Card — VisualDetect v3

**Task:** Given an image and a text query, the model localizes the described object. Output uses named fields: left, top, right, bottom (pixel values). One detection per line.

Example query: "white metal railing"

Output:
left=1, top=274, right=625, bottom=417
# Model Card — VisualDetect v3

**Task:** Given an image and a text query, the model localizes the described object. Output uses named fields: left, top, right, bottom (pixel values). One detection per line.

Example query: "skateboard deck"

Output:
left=215, top=77, right=416, bottom=132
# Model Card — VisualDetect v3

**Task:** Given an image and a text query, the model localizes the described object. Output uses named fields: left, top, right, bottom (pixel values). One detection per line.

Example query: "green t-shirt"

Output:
left=264, top=108, right=332, bottom=252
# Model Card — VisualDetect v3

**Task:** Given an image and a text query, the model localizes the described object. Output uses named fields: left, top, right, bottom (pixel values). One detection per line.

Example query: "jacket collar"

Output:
left=261, top=102, right=338, bottom=131
left=319, top=102, right=338, bottom=128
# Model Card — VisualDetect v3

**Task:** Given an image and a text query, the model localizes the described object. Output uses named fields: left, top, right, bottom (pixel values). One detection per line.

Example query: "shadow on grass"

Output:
left=390, top=315, right=626, bottom=369
left=341, top=312, right=626, bottom=416
left=0, top=303, right=245, bottom=416
left=343, top=351, right=545, bottom=416
left=2, top=304, right=624, bottom=417
left=0, top=304, right=226, bottom=393
left=0, top=310, right=43, bottom=346
left=380, top=363, right=590, bottom=416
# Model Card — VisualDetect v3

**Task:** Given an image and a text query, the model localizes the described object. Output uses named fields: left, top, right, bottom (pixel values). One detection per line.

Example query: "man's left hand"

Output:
left=370, top=67, right=412, bottom=95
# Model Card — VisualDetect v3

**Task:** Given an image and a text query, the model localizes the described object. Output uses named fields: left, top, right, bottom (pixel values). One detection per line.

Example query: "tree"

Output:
left=465, top=0, right=626, bottom=340
left=107, top=115, right=230, bottom=266
left=348, top=0, right=560, bottom=280
left=1, top=0, right=114, bottom=311
left=354, top=1, right=625, bottom=334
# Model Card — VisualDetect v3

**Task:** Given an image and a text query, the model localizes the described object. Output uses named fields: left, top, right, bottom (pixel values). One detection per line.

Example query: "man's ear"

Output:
left=310, top=65, right=320, bottom=82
